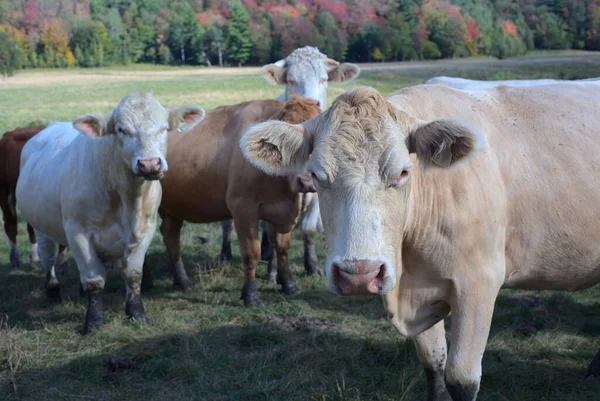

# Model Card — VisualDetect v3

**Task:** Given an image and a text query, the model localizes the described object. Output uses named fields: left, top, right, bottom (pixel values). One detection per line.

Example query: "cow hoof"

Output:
left=241, top=281, right=262, bottom=306
left=9, top=253, right=22, bottom=269
left=175, top=278, right=194, bottom=292
left=46, top=280, right=62, bottom=303
left=219, top=253, right=233, bottom=265
left=586, top=349, right=600, bottom=379
left=84, top=290, right=104, bottom=335
left=126, top=295, right=148, bottom=323
left=281, top=281, right=301, bottom=296
left=446, top=380, right=480, bottom=401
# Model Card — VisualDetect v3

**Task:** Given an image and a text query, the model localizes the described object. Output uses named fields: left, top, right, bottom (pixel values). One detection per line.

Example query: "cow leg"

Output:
left=234, top=213, right=262, bottom=306
left=122, top=241, right=150, bottom=323
left=1, top=191, right=22, bottom=268
left=162, top=213, right=193, bottom=291
left=445, top=276, right=500, bottom=401
left=36, top=231, right=61, bottom=302
left=141, top=258, right=154, bottom=292
left=414, top=320, right=451, bottom=401
left=56, top=244, right=69, bottom=273
left=220, top=220, right=234, bottom=264
left=260, top=220, right=272, bottom=261
left=66, top=228, right=107, bottom=334
left=302, top=193, right=323, bottom=277
left=266, top=223, right=300, bottom=295
left=266, top=223, right=278, bottom=284
left=26, top=223, right=41, bottom=265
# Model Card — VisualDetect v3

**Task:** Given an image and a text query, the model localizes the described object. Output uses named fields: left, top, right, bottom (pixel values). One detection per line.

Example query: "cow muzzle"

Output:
left=331, top=259, right=390, bottom=295
left=136, top=157, right=165, bottom=180
left=294, top=174, right=317, bottom=193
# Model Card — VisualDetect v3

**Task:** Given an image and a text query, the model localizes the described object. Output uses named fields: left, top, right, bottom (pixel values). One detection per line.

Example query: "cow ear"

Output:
left=327, top=60, right=360, bottom=83
left=241, top=121, right=312, bottom=176
left=73, top=113, right=111, bottom=138
left=168, top=106, right=206, bottom=133
left=261, top=62, right=286, bottom=85
left=406, top=119, right=485, bottom=169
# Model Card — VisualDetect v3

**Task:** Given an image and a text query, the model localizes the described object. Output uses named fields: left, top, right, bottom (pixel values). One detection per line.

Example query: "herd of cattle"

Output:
left=1, top=46, right=600, bottom=400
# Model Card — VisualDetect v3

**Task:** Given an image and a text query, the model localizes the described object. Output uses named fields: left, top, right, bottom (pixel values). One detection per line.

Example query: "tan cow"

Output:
left=425, top=75, right=600, bottom=89
left=16, top=92, right=205, bottom=334
left=241, top=84, right=600, bottom=400
left=157, top=96, right=321, bottom=305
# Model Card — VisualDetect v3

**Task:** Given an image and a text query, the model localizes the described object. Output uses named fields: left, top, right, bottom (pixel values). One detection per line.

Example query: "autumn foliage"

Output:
left=0, top=0, right=598, bottom=72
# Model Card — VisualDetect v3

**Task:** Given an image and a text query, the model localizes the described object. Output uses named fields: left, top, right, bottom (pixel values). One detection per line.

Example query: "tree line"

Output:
left=1, top=0, right=599, bottom=76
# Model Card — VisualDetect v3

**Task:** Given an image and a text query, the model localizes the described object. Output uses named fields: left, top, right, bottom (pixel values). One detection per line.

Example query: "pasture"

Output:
left=1, top=52, right=600, bottom=401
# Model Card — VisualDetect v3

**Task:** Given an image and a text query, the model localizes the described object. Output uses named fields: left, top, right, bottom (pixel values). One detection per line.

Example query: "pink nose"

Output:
left=332, top=260, right=388, bottom=295
left=296, top=175, right=316, bottom=193
left=137, top=158, right=161, bottom=174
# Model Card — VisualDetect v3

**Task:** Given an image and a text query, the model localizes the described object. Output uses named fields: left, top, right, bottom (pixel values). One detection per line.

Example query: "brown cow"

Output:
left=156, top=96, right=321, bottom=305
left=0, top=127, right=67, bottom=268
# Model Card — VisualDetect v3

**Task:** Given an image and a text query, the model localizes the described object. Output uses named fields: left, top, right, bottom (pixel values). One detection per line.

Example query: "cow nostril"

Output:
left=377, top=264, right=386, bottom=279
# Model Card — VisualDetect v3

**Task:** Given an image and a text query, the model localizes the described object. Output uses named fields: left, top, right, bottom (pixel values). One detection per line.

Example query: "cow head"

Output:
left=241, top=87, right=485, bottom=296
left=261, top=46, right=360, bottom=109
left=73, top=92, right=205, bottom=180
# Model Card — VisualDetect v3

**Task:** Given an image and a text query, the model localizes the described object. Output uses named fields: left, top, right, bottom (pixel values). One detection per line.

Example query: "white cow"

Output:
left=426, top=75, right=600, bottom=89
left=220, top=46, right=360, bottom=277
left=16, top=92, right=205, bottom=334
left=241, top=84, right=600, bottom=400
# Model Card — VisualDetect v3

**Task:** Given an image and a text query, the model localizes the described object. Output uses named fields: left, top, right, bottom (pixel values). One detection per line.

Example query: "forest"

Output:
left=0, top=0, right=599, bottom=75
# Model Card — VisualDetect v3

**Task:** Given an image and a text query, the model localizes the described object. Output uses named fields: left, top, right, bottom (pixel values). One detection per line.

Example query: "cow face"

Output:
left=241, top=87, right=484, bottom=296
left=73, top=92, right=205, bottom=180
left=262, top=46, right=360, bottom=109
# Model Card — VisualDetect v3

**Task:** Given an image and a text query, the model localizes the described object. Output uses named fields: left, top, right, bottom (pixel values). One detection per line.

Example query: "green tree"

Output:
left=0, top=30, right=22, bottom=77
left=167, top=2, right=204, bottom=65
left=226, top=0, right=252, bottom=66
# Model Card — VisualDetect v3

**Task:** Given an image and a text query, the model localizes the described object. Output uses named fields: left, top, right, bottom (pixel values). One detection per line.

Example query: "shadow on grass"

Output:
left=2, top=321, right=599, bottom=401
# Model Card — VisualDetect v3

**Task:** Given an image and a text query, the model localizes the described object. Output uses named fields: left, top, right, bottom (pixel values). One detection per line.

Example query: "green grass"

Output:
left=1, top=53, right=600, bottom=400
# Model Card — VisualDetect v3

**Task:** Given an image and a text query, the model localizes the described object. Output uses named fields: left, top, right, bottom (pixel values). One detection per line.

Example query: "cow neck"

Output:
left=402, top=164, right=459, bottom=264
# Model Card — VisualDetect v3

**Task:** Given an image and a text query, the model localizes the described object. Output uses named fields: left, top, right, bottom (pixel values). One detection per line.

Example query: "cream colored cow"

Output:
left=241, top=84, right=600, bottom=400
left=425, top=75, right=600, bottom=89
left=16, top=92, right=205, bottom=334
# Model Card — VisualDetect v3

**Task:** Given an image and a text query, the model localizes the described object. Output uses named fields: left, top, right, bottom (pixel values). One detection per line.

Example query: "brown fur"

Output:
left=0, top=127, right=44, bottom=245
left=159, top=97, right=321, bottom=300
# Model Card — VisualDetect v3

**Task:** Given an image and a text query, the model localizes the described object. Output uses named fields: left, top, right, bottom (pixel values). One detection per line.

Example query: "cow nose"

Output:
left=332, top=259, right=388, bottom=295
left=137, top=158, right=161, bottom=174
left=315, top=101, right=321, bottom=108
left=297, top=176, right=316, bottom=193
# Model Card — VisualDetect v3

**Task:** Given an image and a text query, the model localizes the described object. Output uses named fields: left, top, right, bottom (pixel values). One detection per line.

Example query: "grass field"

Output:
left=1, top=52, right=600, bottom=401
